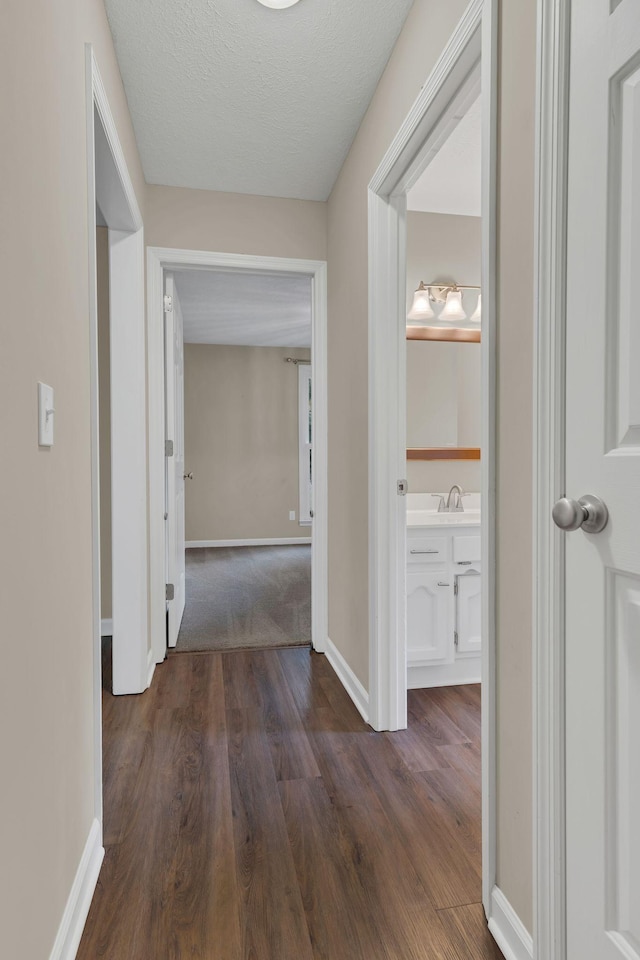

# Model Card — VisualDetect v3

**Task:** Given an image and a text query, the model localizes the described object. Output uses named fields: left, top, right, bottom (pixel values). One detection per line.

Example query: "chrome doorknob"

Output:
left=552, top=494, right=608, bottom=534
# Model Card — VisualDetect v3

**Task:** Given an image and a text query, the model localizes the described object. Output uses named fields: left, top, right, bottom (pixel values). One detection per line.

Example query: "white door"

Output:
left=298, top=363, right=313, bottom=524
left=164, top=273, right=186, bottom=648
left=406, top=569, right=451, bottom=664
left=563, top=2, right=640, bottom=956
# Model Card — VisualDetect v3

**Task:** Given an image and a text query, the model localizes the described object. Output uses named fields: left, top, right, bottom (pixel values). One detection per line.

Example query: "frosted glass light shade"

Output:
left=407, top=287, right=435, bottom=323
left=256, top=0, right=301, bottom=7
left=440, top=289, right=467, bottom=321
left=470, top=293, right=482, bottom=322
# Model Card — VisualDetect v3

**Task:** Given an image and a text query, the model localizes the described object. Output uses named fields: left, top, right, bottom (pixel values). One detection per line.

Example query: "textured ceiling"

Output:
left=103, top=0, right=414, bottom=201
left=407, top=96, right=482, bottom=217
left=174, top=269, right=312, bottom=347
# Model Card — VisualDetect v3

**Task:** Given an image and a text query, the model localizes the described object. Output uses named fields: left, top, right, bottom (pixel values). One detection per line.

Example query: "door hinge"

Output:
left=397, top=479, right=408, bottom=496
left=454, top=631, right=459, bottom=647
left=454, top=580, right=458, bottom=596
left=166, top=583, right=175, bottom=601
left=165, top=439, right=174, bottom=457
left=164, top=294, right=173, bottom=313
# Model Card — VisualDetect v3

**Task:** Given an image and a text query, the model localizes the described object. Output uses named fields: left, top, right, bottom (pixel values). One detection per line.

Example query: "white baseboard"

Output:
left=48, top=818, right=104, bottom=960
left=324, top=636, right=369, bottom=723
left=186, top=538, right=312, bottom=548
left=408, top=658, right=481, bottom=689
left=100, top=618, right=112, bottom=637
left=147, top=647, right=156, bottom=688
left=488, top=886, right=533, bottom=960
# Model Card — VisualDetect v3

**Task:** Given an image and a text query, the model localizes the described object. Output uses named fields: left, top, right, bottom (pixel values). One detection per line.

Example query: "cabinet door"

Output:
left=406, top=569, right=452, bottom=664
left=456, top=572, right=481, bottom=654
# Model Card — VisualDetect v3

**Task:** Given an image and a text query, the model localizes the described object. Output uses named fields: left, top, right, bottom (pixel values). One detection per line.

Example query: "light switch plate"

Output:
left=38, top=382, right=54, bottom=446
left=289, top=510, right=296, bottom=521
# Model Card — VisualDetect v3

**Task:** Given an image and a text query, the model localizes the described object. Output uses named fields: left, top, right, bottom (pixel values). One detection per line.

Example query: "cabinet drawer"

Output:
left=407, top=537, right=447, bottom=564
left=453, top=535, right=481, bottom=564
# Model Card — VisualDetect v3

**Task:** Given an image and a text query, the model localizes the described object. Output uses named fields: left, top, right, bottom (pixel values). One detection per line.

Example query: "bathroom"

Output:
left=404, top=109, right=482, bottom=690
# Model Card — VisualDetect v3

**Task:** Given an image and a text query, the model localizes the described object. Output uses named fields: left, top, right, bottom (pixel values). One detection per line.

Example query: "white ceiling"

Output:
left=174, top=269, right=312, bottom=347
left=103, top=0, right=414, bottom=202
left=407, top=96, right=482, bottom=217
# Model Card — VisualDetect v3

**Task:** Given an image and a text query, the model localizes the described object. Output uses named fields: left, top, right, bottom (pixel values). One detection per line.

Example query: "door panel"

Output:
left=455, top=572, right=481, bottom=655
left=565, top=2, right=640, bottom=957
left=406, top=569, right=451, bottom=664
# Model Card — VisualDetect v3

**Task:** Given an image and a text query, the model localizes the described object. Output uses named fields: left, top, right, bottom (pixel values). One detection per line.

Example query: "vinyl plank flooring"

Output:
left=437, top=903, right=505, bottom=960
left=247, top=650, right=321, bottom=781
left=279, top=777, right=386, bottom=960
left=79, top=647, right=502, bottom=960
left=226, top=706, right=315, bottom=960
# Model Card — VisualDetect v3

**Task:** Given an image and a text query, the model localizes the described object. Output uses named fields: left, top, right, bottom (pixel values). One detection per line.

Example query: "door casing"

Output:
left=366, top=0, right=498, bottom=920
left=85, top=45, right=149, bottom=838
left=146, top=249, right=329, bottom=666
left=533, top=2, right=571, bottom=958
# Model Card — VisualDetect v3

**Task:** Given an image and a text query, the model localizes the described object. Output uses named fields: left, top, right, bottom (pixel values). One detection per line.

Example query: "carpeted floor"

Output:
left=176, top=545, right=311, bottom=653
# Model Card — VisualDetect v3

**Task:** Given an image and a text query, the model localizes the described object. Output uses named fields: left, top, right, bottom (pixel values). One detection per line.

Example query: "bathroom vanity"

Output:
left=406, top=493, right=481, bottom=689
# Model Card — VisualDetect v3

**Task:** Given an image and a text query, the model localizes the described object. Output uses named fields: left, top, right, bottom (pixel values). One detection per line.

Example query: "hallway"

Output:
left=79, top=648, right=500, bottom=959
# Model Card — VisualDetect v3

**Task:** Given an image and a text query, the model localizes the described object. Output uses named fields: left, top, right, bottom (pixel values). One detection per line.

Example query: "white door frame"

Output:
left=85, top=47, right=149, bottom=830
left=533, top=2, right=571, bottom=958
left=367, top=0, right=497, bottom=916
left=146, top=248, right=328, bottom=663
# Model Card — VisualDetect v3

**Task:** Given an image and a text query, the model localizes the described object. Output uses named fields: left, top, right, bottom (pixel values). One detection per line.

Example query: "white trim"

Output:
left=186, top=538, right=312, bottom=548
left=480, top=0, right=499, bottom=919
left=366, top=0, right=498, bottom=923
left=100, top=618, right=113, bottom=637
left=488, top=886, right=534, bottom=960
left=48, top=819, right=104, bottom=960
left=147, top=248, right=328, bottom=660
left=324, top=636, right=370, bottom=723
left=147, top=647, right=156, bottom=688
left=533, top=2, right=570, bottom=959
left=87, top=45, right=148, bottom=705
left=85, top=44, right=148, bottom=835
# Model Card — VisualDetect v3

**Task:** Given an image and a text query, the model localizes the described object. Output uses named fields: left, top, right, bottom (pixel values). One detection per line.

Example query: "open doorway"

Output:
left=367, top=0, right=499, bottom=933
left=405, top=95, right=482, bottom=689
left=165, top=268, right=315, bottom=654
left=147, top=249, right=328, bottom=666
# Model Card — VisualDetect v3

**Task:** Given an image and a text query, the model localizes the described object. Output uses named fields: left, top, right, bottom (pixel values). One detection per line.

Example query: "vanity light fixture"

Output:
left=406, top=281, right=482, bottom=342
left=255, top=0, right=301, bottom=7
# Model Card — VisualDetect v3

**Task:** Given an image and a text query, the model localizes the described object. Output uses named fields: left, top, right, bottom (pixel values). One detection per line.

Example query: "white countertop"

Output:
left=406, top=492, right=481, bottom=528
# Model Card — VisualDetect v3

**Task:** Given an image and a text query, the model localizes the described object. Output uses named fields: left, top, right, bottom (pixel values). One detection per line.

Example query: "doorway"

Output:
left=164, top=268, right=315, bottom=654
left=147, top=249, right=328, bottom=664
left=367, top=0, right=498, bottom=930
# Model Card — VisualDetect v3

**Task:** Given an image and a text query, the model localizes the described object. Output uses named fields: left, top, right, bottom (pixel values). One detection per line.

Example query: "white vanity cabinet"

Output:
left=407, top=523, right=482, bottom=689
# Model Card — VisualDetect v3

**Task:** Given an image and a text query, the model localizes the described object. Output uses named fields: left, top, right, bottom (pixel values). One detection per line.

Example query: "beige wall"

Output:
left=0, top=0, right=145, bottom=956
left=97, top=227, right=112, bottom=619
left=184, top=345, right=310, bottom=541
left=406, top=211, right=482, bottom=492
left=146, top=184, right=327, bottom=261
left=326, top=0, right=535, bottom=935
left=495, top=0, right=536, bottom=932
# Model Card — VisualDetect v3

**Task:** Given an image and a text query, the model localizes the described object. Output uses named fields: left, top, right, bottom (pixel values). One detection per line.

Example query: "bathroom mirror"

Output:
left=406, top=339, right=481, bottom=460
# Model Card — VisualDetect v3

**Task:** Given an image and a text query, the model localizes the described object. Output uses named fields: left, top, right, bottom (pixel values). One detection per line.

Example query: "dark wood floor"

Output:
left=79, top=647, right=502, bottom=960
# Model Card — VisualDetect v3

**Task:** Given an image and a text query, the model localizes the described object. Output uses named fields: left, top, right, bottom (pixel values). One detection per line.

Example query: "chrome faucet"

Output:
left=445, top=484, right=465, bottom=512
